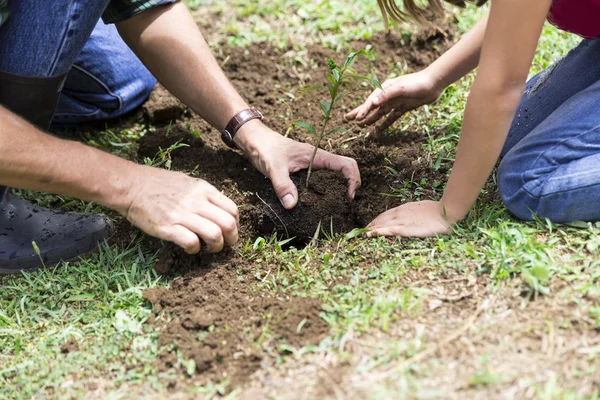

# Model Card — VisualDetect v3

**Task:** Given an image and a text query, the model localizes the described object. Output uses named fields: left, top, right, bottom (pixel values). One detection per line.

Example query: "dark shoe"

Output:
left=0, top=187, right=114, bottom=274
left=0, top=72, right=113, bottom=274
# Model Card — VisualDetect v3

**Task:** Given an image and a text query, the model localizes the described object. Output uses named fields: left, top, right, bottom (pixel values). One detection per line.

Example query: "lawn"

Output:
left=1, top=1, right=599, bottom=399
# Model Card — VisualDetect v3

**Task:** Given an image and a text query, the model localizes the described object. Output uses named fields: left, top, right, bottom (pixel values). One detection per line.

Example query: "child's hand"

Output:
left=365, top=200, right=451, bottom=238
left=345, top=70, right=444, bottom=130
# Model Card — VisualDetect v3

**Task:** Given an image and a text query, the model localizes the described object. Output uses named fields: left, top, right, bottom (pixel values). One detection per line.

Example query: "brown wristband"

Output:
left=221, top=108, right=264, bottom=149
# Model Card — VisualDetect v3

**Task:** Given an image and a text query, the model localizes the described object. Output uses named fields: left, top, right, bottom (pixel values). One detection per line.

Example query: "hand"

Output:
left=234, top=120, right=361, bottom=209
left=366, top=200, right=452, bottom=238
left=345, top=70, right=444, bottom=130
left=123, top=166, right=239, bottom=254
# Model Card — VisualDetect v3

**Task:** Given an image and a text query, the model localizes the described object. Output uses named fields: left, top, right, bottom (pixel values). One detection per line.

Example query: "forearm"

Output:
left=426, top=13, right=488, bottom=87
left=0, top=107, right=137, bottom=214
left=116, top=2, right=248, bottom=132
left=441, top=80, right=523, bottom=221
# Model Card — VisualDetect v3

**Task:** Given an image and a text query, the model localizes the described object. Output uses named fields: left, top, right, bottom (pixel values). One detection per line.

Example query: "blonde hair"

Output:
left=377, top=0, right=488, bottom=25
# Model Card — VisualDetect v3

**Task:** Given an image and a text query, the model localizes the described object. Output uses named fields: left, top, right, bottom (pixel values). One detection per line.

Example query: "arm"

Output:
left=0, top=106, right=135, bottom=211
left=442, top=0, right=551, bottom=221
left=346, top=13, right=489, bottom=127
left=368, top=0, right=552, bottom=237
left=0, top=106, right=237, bottom=253
left=428, top=12, right=488, bottom=87
left=116, top=2, right=361, bottom=208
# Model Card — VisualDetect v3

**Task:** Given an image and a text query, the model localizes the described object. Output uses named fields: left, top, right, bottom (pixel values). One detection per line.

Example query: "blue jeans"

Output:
left=0, top=0, right=156, bottom=126
left=498, top=38, right=600, bottom=223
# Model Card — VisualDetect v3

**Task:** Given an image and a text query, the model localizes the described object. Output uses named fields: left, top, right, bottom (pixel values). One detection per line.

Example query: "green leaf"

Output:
left=293, top=121, right=317, bottom=136
left=343, top=49, right=368, bottom=68
left=66, top=293, right=96, bottom=302
left=326, top=127, right=349, bottom=136
left=565, top=220, right=590, bottom=228
left=327, top=73, right=336, bottom=86
left=344, top=228, right=369, bottom=240
left=319, top=100, right=331, bottom=115
left=331, top=92, right=350, bottom=108
left=332, top=68, right=341, bottom=82
left=370, top=78, right=383, bottom=90
left=328, top=85, right=335, bottom=98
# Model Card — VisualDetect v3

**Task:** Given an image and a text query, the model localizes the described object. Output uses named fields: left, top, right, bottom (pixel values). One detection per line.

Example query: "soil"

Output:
left=143, top=84, right=188, bottom=124
left=60, top=338, right=79, bottom=354
left=143, top=245, right=329, bottom=388
left=136, top=27, right=453, bottom=391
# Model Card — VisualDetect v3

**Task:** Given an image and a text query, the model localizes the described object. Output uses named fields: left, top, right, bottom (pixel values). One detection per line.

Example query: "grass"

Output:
left=1, top=1, right=599, bottom=399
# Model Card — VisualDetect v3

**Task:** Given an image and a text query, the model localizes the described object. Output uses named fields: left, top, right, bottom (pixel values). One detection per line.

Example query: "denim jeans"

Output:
left=498, top=38, right=600, bottom=223
left=0, top=0, right=156, bottom=126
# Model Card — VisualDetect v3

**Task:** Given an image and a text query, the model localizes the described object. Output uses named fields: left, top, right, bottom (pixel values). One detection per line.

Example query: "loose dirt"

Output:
left=143, top=245, right=329, bottom=389
left=138, top=27, right=453, bottom=391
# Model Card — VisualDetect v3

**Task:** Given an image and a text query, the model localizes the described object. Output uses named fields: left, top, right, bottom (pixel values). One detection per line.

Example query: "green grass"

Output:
left=2, top=1, right=598, bottom=399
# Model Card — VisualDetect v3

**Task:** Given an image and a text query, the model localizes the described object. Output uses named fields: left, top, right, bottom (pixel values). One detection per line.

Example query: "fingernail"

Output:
left=282, top=194, right=295, bottom=209
left=375, top=95, right=382, bottom=104
left=366, top=232, right=372, bottom=238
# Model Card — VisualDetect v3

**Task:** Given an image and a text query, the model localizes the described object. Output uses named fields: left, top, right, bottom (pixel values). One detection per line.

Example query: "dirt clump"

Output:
left=143, top=84, right=188, bottom=124
left=60, top=338, right=79, bottom=354
left=143, top=245, right=329, bottom=388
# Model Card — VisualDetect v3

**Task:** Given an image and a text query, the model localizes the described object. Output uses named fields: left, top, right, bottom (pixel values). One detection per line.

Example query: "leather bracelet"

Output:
left=221, top=108, right=264, bottom=149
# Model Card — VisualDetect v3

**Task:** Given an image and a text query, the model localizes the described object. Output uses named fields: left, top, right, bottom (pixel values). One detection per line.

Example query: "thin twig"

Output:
left=256, top=193, right=289, bottom=237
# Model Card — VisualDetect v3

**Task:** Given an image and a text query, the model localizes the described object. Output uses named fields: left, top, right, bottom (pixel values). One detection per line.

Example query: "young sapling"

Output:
left=295, top=47, right=382, bottom=189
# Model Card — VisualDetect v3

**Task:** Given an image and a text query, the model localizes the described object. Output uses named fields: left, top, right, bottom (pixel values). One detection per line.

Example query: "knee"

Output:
left=497, top=155, right=538, bottom=221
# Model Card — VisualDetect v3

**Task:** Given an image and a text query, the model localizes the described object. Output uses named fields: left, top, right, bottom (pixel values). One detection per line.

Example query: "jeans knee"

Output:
left=497, top=157, right=537, bottom=221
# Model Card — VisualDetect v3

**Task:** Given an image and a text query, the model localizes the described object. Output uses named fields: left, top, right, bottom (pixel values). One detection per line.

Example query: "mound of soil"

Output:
left=142, top=84, right=187, bottom=124
left=138, top=125, right=436, bottom=245
left=143, top=245, right=329, bottom=388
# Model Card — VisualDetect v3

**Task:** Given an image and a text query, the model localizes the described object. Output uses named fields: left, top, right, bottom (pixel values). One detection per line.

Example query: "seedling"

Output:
left=295, top=47, right=382, bottom=188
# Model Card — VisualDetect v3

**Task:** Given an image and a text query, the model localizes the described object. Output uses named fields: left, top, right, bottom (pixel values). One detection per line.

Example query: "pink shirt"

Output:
left=548, top=0, right=600, bottom=38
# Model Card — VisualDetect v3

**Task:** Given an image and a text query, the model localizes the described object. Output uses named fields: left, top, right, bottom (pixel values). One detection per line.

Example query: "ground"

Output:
left=1, top=1, right=599, bottom=399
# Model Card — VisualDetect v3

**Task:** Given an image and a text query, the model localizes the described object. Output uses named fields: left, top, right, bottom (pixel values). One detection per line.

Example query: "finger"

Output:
left=356, top=95, right=379, bottom=121
left=358, top=106, right=389, bottom=127
left=378, top=108, right=406, bottom=131
left=208, top=190, right=239, bottom=223
left=367, top=209, right=401, bottom=229
left=179, top=215, right=225, bottom=253
left=366, top=226, right=408, bottom=237
left=345, top=105, right=362, bottom=121
left=167, top=224, right=201, bottom=254
left=269, top=167, right=299, bottom=210
left=197, top=203, right=239, bottom=247
left=311, top=150, right=361, bottom=199
left=353, top=88, right=385, bottom=121
left=372, top=81, right=402, bottom=107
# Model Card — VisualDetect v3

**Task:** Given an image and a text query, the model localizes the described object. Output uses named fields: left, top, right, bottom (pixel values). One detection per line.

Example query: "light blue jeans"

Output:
left=0, top=0, right=156, bottom=126
left=498, top=38, right=600, bottom=223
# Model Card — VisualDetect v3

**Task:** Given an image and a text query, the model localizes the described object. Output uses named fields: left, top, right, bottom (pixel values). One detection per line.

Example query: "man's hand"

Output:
left=234, top=120, right=361, bottom=209
left=366, top=200, right=452, bottom=238
left=345, top=70, right=444, bottom=130
left=123, top=166, right=239, bottom=254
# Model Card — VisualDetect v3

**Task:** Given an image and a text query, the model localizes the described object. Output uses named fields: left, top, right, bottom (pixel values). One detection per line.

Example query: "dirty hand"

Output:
left=123, top=166, right=239, bottom=254
left=235, top=121, right=361, bottom=209
left=366, top=200, right=452, bottom=238
left=345, top=70, right=444, bottom=130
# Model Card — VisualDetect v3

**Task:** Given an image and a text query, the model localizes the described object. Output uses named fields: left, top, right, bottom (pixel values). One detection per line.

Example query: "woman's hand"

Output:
left=366, top=200, right=452, bottom=238
left=345, top=70, right=445, bottom=130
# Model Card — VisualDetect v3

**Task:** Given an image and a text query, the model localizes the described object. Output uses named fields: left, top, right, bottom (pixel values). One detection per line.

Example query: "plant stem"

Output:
left=306, top=78, right=340, bottom=190
left=306, top=106, right=332, bottom=190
